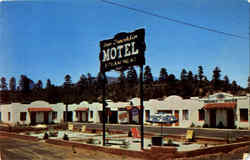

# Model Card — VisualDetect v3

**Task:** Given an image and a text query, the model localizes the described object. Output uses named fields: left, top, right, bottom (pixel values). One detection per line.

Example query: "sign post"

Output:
left=102, top=72, right=106, bottom=146
left=99, top=28, right=146, bottom=150
left=140, top=65, right=144, bottom=149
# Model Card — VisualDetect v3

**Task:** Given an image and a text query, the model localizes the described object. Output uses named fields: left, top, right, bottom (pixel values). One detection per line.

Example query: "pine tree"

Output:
left=118, top=71, right=126, bottom=88
left=223, top=75, right=229, bottom=91
left=36, top=80, right=43, bottom=89
left=198, top=66, right=204, bottom=81
left=0, top=77, right=8, bottom=91
left=64, top=74, right=72, bottom=87
left=159, top=68, right=168, bottom=83
left=9, top=77, right=16, bottom=91
left=87, top=73, right=93, bottom=88
left=19, top=75, right=30, bottom=92
left=46, top=79, right=52, bottom=89
left=63, top=74, right=73, bottom=122
left=144, top=65, right=153, bottom=84
left=231, top=80, right=238, bottom=95
left=127, top=67, right=138, bottom=85
left=212, top=66, right=221, bottom=90
left=180, top=69, right=188, bottom=81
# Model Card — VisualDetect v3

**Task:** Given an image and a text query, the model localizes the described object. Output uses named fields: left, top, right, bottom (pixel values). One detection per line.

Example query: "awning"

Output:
left=75, top=107, right=89, bottom=111
left=28, top=107, right=53, bottom=112
left=203, top=103, right=236, bottom=110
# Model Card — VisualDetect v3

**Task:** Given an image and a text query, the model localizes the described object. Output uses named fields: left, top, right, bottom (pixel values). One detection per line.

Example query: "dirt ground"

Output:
left=0, top=136, right=142, bottom=160
left=176, top=145, right=250, bottom=160
left=1, top=135, right=250, bottom=160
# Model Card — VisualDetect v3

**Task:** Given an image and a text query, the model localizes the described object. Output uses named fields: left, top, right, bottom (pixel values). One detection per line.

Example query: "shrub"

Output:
left=217, top=121, right=224, bottom=129
left=190, top=122, right=195, bottom=128
left=168, top=139, right=173, bottom=145
left=86, top=138, right=94, bottom=144
left=63, top=133, right=69, bottom=141
left=43, top=132, right=49, bottom=140
left=203, top=123, right=209, bottom=128
left=128, top=130, right=132, bottom=137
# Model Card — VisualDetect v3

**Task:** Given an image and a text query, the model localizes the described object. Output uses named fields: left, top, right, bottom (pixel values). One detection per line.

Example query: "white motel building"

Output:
left=0, top=92, right=250, bottom=129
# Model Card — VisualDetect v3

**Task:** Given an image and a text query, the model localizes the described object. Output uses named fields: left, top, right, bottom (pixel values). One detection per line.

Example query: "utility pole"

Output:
left=140, top=65, right=144, bottom=150
left=248, top=0, right=250, bottom=130
left=248, top=0, right=250, bottom=90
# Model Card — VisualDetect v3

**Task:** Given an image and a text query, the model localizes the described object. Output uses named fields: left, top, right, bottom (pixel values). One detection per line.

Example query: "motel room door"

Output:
left=79, top=112, right=83, bottom=122
left=227, top=109, right=235, bottom=129
left=210, top=110, right=216, bottom=128
left=174, top=110, right=179, bottom=126
left=30, top=112, right=36, bottom=125
left=44, top=112, right=49, bottom=124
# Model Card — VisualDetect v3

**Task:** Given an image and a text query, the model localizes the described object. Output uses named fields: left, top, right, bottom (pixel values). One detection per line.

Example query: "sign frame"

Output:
left=99, top=28, right=146, bottom=150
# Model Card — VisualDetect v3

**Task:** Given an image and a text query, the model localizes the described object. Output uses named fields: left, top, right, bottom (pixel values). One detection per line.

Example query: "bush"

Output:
left=128, top=130, right=132, bottom=137
left=217, top=121, right=224, bottom=129
left=168, top=139, right=173, bottom=145
left=86, top=138, right=94, bottom=144
left=63, top=133, right=69, bottom=141
left=190, top=122, right=195, bottom=128
left=43, top=132, right=49, bottom=140
left=203, top=123, right=209, bottom=128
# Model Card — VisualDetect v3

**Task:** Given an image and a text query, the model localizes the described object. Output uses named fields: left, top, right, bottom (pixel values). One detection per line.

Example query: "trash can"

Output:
left=152, top=136, right=162, bottom=146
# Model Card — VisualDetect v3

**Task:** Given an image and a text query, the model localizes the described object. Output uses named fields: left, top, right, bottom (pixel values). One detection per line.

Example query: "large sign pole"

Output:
left=102, top=72, right=106, bottom=146
left=140, top=65, right=144, bottom=150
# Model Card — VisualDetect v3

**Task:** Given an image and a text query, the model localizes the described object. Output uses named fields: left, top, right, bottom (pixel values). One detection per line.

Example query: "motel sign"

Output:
left=99, top=28, right=146, bottom=72
left=99, top=28, right=146, bottom=150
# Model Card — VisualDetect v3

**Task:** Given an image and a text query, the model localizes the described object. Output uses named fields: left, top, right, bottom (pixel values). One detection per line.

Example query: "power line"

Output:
left=100, top=0, right=248, bottom=40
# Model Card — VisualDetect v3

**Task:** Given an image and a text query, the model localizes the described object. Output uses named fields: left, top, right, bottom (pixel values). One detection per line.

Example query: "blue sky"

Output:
left=0, top=0, right=249, bottom=87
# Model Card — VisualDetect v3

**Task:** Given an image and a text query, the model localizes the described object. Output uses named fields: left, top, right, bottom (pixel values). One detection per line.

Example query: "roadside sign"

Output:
left=99, top=28, right=146, bottom=72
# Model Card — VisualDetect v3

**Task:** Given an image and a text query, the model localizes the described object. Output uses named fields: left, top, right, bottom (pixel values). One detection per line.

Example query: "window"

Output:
left=145, top=110, right=150, bottom=121
left=240, top=109, right=248, bottom=122
left=183, top=110, right=189, bottom=120
left=8, top=112, right=11, bottom=121
left=90, top=111, right=93, bottom=119
left=20, top=112, right=27, bottom=121
left=198, top=109, right=205, bottom=121
left=52, top=112, right=57, bottom=120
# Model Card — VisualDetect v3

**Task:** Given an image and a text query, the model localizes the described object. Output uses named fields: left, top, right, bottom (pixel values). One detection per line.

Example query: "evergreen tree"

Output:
left=0, top=77, right=8, bottom=91
left=144, top=65, right=153, bottom=84
left=127, top=67, right=138, bottom=85
left=19, top=75, right=30, bottom=92
left=9, top=77, right=16, bottom=91
left=187, top=71, right=193, bottom=82
left=231, top=80, right=238, bottom=95
left=118, top=71, right=126, bottom=88
left=46, top=79, right=52, bottom=89
left=87, top=73, right=93, bottom=87
left=0, top=77, right=9, bottom=103
left=159, top=68, right=168, bottom=83
left=77, top=74, right=87, bottom=89
left=198, top=66, right=204, bottom=81
left=223, top=75, right=229, bottom=91
left=212, top=66, right=221, bottom=90
left=63, top=74, right=73, bottom=122
left=180, top=69, right=188, bottom=81
left=36, top=80, right=43, bottom=89
left=64, top=74, right=72, bottom=87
